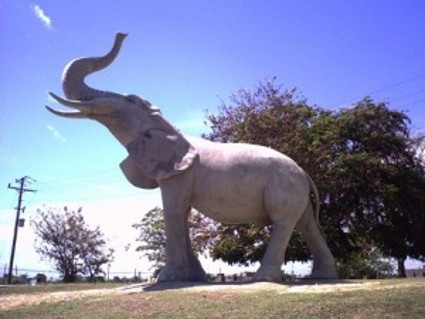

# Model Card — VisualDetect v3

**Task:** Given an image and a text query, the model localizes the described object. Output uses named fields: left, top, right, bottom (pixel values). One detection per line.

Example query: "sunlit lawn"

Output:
left=0, top=282, right=123, bottom=296
left=1, top=279, right=424, bottom=319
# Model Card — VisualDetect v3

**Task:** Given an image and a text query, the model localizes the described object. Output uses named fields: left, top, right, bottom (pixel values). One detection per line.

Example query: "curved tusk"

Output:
left=49, top=92, right=99, bottom=114
left=49, top=92, right=115, bottom=115
left=49, top=92, right=91, bottom=109
left=45, top=105, right=87, bottom=119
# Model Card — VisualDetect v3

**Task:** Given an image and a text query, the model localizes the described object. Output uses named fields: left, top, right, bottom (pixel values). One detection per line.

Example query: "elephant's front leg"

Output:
left=157, top=185, right=206, bottom=282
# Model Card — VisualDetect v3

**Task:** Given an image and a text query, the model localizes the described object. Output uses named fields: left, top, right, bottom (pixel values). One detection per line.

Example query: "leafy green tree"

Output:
left=205, top=80, right=425, bottom=277
left=337, top=247, right=394, bottom=279
left=132, top=207, right=218, bottom=269
left=32, top=206, right=114, bottom=282
left=210, top=224, right=270, bottom=266
left=132, top=207, right=166, bottom=269
left=317, top=99, right=425, bottom=276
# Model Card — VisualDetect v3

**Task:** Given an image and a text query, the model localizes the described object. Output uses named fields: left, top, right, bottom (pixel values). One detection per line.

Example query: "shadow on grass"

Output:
left=120, top=278, right=355, bottom=292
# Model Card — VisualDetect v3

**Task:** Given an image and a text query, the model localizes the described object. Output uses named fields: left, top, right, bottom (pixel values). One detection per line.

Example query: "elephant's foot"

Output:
left=157, top=265, right=207, bottom=282
left=253, top=265, right=282, bottom=282
left=310, top=263, right=338, bottom=279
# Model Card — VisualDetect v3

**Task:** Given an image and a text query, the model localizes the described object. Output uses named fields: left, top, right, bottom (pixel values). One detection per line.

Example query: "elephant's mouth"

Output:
left=46, top=92, right=116, bottom=119
left=46, top=93, right=90, bottom=118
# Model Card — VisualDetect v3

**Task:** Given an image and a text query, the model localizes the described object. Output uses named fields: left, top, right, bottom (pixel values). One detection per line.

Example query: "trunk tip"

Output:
left=116, top=32, right=128, bottom=41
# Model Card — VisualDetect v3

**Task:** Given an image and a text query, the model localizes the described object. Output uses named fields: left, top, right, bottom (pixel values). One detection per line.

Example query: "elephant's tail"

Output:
left=304, top=171, right=320, bottom=224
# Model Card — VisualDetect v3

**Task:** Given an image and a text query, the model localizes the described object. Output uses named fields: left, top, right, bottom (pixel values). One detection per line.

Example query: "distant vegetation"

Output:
left=31, top=206, right=114, bottom=282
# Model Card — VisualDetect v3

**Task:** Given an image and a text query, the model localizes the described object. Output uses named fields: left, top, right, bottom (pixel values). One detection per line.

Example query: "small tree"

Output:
left=132, top=207, right=217, bottom=270
left=132, top=207, right=166, bottom=269
left=32, top=206, right=114, bottom=283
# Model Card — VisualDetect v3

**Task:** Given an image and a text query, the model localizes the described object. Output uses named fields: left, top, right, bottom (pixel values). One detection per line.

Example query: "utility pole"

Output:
left=7, top=176, right=36, bottom=284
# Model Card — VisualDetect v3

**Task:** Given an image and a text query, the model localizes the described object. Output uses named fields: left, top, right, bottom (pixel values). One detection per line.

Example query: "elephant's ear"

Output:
left=125, top=113, right=198, bottom=180
left=120, top=156, right=159, bottom=189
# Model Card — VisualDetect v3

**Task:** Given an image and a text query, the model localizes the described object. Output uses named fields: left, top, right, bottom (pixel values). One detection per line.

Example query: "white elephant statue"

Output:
left=47, top=33, right=337, bottom=282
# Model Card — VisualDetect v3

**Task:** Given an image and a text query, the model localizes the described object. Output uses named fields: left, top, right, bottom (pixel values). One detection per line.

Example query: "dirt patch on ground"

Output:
left=1, top=288, right=122, bottom=311
left=117, top=279, right=381, bottom=296
left=0, top=280, right=380, bottom=311
left=137, top=280, right=372, bottom=294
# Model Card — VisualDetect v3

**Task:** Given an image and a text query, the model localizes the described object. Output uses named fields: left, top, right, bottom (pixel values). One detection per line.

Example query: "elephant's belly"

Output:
left=191, top=186, right=270, bottom=225
left=189, top=145, right=290, bottom=225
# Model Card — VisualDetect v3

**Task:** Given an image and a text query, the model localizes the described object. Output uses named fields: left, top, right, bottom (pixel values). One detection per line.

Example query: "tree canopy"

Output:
left=205, top=80, right=425, bottom=276
left=32, top=206, right=114, bottom=282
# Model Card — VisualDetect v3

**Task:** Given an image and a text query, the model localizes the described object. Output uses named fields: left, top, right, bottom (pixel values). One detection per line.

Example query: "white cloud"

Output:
left=46, top=124, right=66, bottom=143
left=33, top=4, right=53, bottom=29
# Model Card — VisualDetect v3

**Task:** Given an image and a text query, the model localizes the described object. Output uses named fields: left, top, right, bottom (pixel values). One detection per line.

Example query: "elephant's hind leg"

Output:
left=253, top=219, right=297, bottom=282
left=253, top=182, right=305, bottom=282
left=297, top=204, right=338, bottom=279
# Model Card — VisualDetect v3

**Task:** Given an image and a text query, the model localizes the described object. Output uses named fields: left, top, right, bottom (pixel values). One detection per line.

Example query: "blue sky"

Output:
left=1, top=1, right=424, bottom=278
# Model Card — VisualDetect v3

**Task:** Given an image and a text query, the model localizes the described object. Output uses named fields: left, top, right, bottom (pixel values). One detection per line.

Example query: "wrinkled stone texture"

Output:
left=47, top=33, right=338, bottom=282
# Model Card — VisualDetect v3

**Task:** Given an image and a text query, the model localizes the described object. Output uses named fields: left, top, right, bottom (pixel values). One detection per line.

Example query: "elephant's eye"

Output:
left=143, top=130, right=152, bottom=139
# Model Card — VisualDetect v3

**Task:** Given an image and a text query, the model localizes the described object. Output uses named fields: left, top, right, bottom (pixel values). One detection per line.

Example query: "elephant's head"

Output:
left=46, top=33, right=198, bottom=187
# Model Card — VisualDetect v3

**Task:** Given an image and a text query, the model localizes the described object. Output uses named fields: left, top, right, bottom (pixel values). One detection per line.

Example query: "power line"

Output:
left=0, top=201, right=16, bottom=261
left=366, top=73, right=425, bottom=97
left=37, top=168, right=118, bottom=186
left=36, top=176, right=122, bottom=193
left=16, top=180, right=155, bottom=211
left=386, top=88, right=425, bottom=104
left=405, top=97, right=425, bottom=108
left=7, top=176, right=37, bottom=284
left=334, top=73, right=425, bottom=107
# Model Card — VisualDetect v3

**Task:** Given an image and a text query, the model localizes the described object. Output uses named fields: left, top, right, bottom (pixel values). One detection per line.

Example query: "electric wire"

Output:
left=405, top=97, right=425, bottom=108
left=386, top=88, right=425, bottom=104
left=20, top=170, right=156, bottom=211
left=0, top=198, right=17, bottom=262
left=38, top=168, right=118, bottom=186
left=334, top=73, right=425, bottom=108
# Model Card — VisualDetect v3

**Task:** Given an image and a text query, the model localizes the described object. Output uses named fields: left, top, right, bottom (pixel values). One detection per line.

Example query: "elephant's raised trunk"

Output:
left=62, top=33, right=127, bottom=101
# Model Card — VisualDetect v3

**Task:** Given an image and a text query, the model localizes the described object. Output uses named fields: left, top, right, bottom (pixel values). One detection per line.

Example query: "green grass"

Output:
left=1, top=279, right=424, bottom=319
left=0, top=282, right=123, bottom=296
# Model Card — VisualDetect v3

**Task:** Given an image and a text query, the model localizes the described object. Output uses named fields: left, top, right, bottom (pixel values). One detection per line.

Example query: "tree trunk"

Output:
left=63, top=269, right=77, bottom=282
left=63, top=273, right=75, bottom=283
left=397, top=257, right=406, bottom=278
